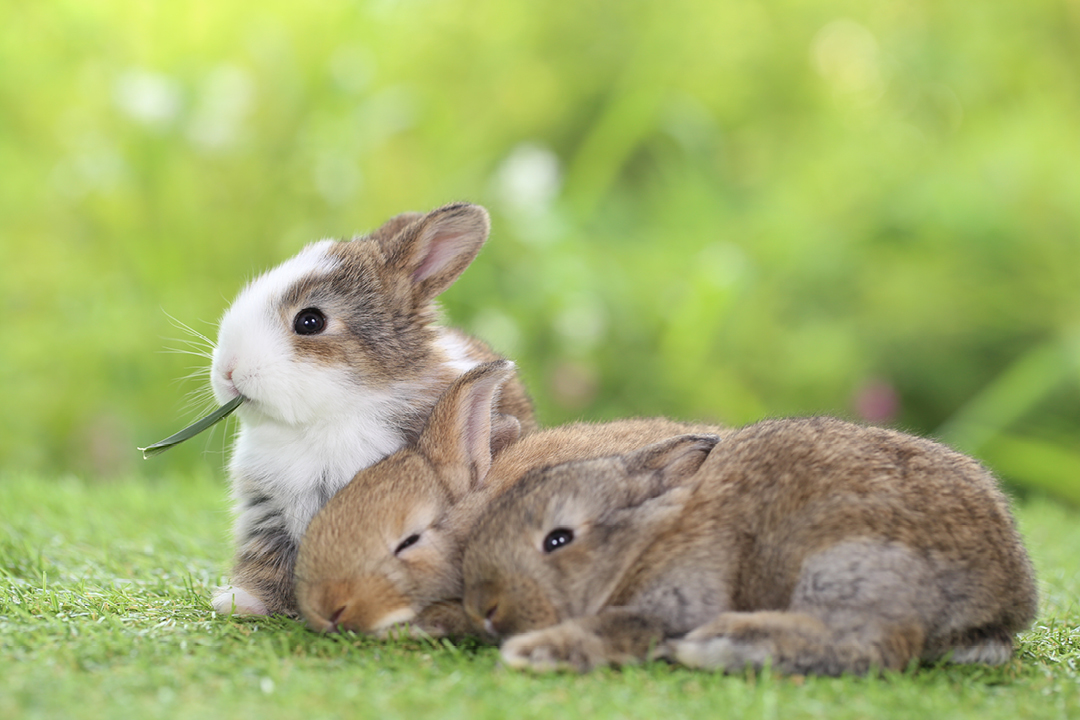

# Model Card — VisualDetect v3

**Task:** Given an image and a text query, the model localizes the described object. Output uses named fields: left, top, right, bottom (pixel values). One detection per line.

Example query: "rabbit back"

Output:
left=469, top=417, right=1036, bottom=674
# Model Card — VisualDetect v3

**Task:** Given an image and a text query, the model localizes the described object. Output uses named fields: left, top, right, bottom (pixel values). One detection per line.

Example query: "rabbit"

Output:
left=460, top=416, right=1038, bottom=676
left=293, top=359, right=724, bottom=637
left=205, top=203, right=536, bottom=618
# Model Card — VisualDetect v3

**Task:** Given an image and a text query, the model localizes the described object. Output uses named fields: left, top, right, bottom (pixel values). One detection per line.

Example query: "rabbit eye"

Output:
left=293, top=308, right=326, bottom=335
left=542, top=528, right=574, bottom=553
left=394, top=533, right=421, bottom=555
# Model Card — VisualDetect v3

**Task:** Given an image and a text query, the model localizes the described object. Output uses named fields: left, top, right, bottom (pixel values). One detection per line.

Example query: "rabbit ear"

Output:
left=379, top=203, right=490, bottom=305
left=369, top=211, right=425, bottom=244
left=489, top=413, right=523, bottom=458
left=619, top=433, right=720, bottom=505
left=418, top=360, right=516, bottom=496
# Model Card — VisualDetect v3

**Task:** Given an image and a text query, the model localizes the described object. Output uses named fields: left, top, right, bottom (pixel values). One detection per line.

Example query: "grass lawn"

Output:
left=1, top=472, right=1078, bottom=720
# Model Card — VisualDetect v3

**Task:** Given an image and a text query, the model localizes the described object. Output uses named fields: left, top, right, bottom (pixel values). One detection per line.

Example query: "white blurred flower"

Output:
left=113, top=69, right=182, bottom=128
left=187, top=65, right=255, bottom=151
left=811, top=19, right=886, bottom=104
left=494, top=142, right=562, bottom=215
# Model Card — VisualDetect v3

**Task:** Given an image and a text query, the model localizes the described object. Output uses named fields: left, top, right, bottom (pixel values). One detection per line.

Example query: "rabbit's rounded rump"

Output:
left=461, top=416, right=1037, bottom=675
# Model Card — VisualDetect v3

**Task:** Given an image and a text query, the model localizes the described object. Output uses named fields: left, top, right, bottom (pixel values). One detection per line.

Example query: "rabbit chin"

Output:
left=227, top=362, right=375, bottom=426
left=370, top=608, right=420, bottom=638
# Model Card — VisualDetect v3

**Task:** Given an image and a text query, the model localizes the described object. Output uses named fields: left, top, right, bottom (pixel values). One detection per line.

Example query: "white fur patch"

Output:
left=435, top=329, right=483, bottom=375
left=948, top=640, right=1012, bottom=666
left=671, top=636, right=771, bottom=671
left=210, top=240, right=339, bottom=410
left=229, top=385, right=410, bottom=543
left=212, top=586, right=269, bottom=616
left=501, top=631, right=545, bottom=670
left=371, top=607, right=418, bottom=637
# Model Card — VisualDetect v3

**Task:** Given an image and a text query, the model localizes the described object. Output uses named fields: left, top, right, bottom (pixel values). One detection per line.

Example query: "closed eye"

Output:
left=394, top=533, right=421, bottom=555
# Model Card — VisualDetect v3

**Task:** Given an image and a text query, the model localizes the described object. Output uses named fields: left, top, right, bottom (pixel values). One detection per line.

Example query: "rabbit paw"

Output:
left=414, top=600, right=477, bottom=639
left=501, top=623, right=608, bottom=673
left=211, top=585, right=269, bottom=616
left=669, top=635, right=770, bottom=672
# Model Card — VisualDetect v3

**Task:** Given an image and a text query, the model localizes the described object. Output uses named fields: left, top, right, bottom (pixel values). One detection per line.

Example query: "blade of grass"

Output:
left=937, top=340, right=1070, bottom=453
left=138, top=396, right=244, bottom=459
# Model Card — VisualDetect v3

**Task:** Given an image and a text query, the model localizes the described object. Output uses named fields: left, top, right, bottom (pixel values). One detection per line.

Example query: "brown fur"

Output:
left=461, top=417, right=1037, bottom=675
left=275, top=203, right=536, bottom=428
left=220, top=204, right=536, bottom=617
left=293, top=361, right=720, bottom=635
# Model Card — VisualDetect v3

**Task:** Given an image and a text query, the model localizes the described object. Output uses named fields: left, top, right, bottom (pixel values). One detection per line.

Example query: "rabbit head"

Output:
left=461, top=434, right=719, bottom=639
left=294, top=360, right=522, bottom=636
left=210, top=203, right=491, bottom=428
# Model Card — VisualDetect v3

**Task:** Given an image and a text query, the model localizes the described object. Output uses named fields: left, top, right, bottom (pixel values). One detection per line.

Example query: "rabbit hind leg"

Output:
left=672, top=540, right=938, bottom=676
left=930, top=625, right=1015, bottom=666
left=671, top=610, right=925, bottom=676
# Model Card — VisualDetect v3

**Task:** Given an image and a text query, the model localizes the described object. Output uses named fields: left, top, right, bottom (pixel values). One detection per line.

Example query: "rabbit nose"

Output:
left=327, top=605, right=347, bottom=632
left=465, top=580, right=504, bottom=636
left=483, top=601, right=500, bottom=637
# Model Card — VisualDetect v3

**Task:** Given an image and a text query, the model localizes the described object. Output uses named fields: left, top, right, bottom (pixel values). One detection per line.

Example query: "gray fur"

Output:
left=461, top=416, right=1037, bottom=675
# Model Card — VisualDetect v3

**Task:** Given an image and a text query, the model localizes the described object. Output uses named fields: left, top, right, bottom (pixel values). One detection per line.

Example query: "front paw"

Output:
left=501, top=623, right=609, bottom=673
left=212, top=586, right=270, bottom=616
left=414, top=601, right=476, bottom=640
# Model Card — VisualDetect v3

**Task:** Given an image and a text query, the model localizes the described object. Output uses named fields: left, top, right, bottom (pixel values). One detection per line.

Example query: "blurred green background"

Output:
left=2, top=0, right=1078, bottom=502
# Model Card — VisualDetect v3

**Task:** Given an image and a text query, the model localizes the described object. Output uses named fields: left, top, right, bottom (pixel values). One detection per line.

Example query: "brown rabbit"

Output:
left=205, top=203, right=535, bottom=617
left=461, top=417, right=1037, bottom=675
left=293, top=360, right=723, bottom=637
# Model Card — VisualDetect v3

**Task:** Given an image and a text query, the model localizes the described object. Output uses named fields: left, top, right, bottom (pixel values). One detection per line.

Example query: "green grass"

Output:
left=2, top=473, right=1078, bottom=719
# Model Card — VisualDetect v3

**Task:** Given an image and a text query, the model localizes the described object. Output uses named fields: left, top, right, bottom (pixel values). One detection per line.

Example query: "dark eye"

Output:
left=293, top=308, right=326, bottom=335
left=394, top=533, right=420, bottom=555
left=542, top=528, right=574, bottom=553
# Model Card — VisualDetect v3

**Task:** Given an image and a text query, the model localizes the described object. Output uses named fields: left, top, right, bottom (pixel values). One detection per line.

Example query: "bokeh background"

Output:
left=2, top=1, right=1078, bottom=503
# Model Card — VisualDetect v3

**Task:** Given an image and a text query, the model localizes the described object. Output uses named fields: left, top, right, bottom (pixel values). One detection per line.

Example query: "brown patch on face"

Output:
left=276, top=238, right=440, bottom=383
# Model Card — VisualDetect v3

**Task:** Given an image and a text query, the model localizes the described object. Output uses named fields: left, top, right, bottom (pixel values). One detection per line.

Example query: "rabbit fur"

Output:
left=460, top=416, right=1037, bottom=675
left=293, top=360, right=722, bottom=637
left=207, top=203, right=535, bottom=617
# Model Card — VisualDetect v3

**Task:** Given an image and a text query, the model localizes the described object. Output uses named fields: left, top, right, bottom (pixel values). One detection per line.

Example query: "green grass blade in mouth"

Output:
left=139, top=395, right=245, bottom=459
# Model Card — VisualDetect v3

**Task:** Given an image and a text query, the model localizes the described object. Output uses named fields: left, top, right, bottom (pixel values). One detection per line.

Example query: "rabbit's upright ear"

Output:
left=378, top=203, right=491, bottom=304
left=619, top=434, right=720, bottom=505
left=368, top=211, right=425, bottom=243
left=418, top=360, right=518, bottom=497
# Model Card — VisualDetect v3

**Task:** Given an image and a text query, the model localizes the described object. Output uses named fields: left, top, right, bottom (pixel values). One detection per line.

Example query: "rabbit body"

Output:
left=294, top=361, right=722, bottom=637
left=462, top=416, right=1037, bottom=675
left=208, top=204, right=535, bottom=617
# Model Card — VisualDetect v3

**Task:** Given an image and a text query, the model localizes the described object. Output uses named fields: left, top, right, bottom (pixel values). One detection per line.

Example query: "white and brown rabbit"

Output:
left=206, top=203, right=535, bottom=617
left=461, top=417, right=1037, bottom=675
left=293, top=360, right=723, bottom=637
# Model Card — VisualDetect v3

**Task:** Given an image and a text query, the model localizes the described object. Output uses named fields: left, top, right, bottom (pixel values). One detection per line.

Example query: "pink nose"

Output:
left=220, top=361, right=239, bottom=394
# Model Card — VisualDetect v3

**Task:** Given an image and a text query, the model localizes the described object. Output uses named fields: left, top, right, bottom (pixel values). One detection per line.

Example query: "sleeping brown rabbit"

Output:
left=460, top=417, right=1037, bottom=675
left=293, top=360, right=722, bottom=637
